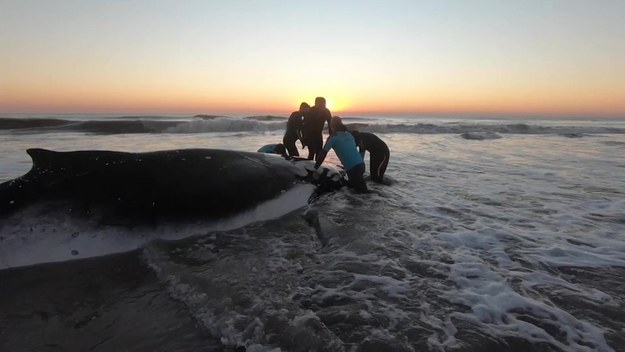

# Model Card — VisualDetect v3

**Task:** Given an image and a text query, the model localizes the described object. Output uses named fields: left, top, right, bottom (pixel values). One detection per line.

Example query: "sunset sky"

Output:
left=1, top=0, right=624, bottom=117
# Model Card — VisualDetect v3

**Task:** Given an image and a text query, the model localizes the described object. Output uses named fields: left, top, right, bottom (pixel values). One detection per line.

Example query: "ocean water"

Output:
left=1, top=114, right=625, bottom=352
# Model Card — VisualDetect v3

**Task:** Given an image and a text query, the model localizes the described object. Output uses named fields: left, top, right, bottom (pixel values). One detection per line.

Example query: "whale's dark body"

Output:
left=0, top=148, right=344, bottom=220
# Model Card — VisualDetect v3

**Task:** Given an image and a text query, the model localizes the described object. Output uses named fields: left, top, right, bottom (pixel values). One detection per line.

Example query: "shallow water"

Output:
left=1, top=116, right=625, bottom=351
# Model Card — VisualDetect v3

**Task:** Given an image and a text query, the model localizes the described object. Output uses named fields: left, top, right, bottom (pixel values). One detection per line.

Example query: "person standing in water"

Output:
left=350, top=131, right=390, bottom=184
left=315, top=116, right=367, bottom=193
left=303, top=97, right=332, bottom=161
left=283, top=102, right=309, bottom=157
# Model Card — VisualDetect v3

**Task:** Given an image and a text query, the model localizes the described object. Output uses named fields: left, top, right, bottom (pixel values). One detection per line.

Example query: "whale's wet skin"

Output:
left=0, top=148, right=343, bottom=268
left=1, top=115, right=625, bottom=352
left=0, top=148, right=345, bottom=218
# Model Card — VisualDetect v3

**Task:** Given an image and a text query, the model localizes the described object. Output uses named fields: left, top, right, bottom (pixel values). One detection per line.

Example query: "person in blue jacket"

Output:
left=314, top=116, right=367, bottom=193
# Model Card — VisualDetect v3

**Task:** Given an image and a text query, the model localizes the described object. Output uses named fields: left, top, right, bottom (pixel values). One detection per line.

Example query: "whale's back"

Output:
left=1, top=148, right=311, bottom=219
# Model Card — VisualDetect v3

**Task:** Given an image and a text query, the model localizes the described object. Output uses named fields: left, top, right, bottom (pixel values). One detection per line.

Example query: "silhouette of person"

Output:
left=257, top=143, right=287, bottom=156
left=315, top=116, right=367, bottom=193
left=283, top=102, right=309, bottom=157
left=303, top=97, right=332, bottom=161
left=350, top=131, right=390, bottom=184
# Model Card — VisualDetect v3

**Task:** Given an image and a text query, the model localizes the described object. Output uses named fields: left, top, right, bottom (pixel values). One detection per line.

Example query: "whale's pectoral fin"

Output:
left=302, top=208, right=328, bottom=247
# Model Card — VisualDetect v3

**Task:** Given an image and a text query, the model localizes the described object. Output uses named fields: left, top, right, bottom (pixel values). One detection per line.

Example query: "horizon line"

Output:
left=1, top=110, right=624, bottom=120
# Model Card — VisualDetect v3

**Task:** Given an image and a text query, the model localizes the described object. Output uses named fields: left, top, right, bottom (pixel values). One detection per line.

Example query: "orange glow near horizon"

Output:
left=2, top=76, right=624, bottom=117
left=2, top=66, right=624, bottom=117
left=2, top=93, right=624, bottom=118
left=2, top=55, right=623, bottom=117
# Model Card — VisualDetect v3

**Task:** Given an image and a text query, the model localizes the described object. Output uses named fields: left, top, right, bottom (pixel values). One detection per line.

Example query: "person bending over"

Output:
left=303, top=97, right=332, bottom=161
left=283, top=102, right=309, bottom=157
left=350, top=131, right=390, bottom=184
left=257, top=143, right=287, bottom=156
left=315, top=116, right=367, bottom=193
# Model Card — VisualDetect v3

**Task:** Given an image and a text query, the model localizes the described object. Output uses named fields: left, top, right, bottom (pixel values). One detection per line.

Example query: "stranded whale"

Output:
left=0, top=148, right=345, bottom=220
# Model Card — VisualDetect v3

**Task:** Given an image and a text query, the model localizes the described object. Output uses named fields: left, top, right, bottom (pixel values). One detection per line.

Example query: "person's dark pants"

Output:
left=370, top=149, right=390, bottom=183
left=283, top=131, right=299, bottom=157
left=306, top=134, right=323, bottom=161
left=346, top=162, right=368, bottom=193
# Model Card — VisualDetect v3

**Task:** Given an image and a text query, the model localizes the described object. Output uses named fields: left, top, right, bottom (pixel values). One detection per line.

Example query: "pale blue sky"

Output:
left=1, top=0, right=624, bottom=115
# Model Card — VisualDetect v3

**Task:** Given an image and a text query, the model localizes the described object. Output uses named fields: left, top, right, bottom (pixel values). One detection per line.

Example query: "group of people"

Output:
left=258, top=97, right=390, bottom=193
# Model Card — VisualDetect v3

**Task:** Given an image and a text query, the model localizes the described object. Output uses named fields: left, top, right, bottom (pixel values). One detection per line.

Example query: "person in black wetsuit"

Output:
left=303, top=97, right=332, bottom=161
left=283, top=102, right=309, bottom=157
left=350, top=130, right=390, bottom=184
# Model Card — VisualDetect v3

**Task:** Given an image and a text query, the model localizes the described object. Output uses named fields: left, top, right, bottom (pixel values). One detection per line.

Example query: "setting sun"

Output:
left=324, top=98, right=348, bottom=114
left=290, top=96, right=348, bottom=114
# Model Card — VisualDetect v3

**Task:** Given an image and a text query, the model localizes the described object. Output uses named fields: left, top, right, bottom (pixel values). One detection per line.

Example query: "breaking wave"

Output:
left=460, top=132, right=502, bottom=140
left=164, top=118, right=285, bottom=133
left=355, top=122, right=625, bottom=135
left=2, top=116, right=625, bottom=135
